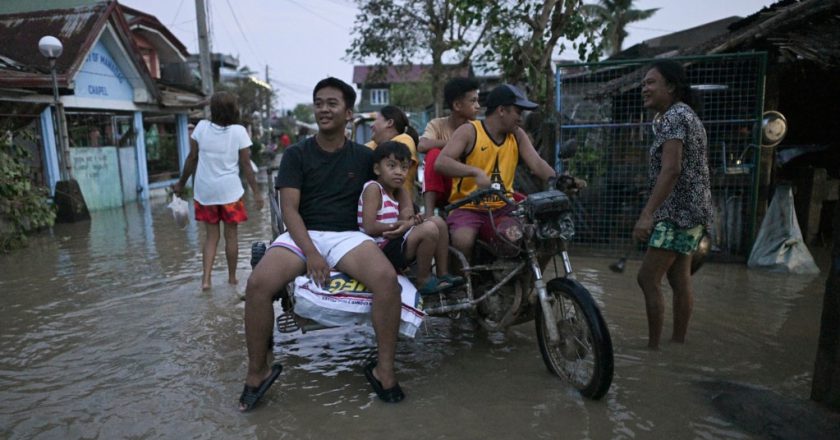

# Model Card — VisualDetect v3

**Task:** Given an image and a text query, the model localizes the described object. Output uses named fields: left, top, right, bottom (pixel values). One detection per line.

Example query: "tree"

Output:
left=0, top=137, right=55, bottom=252
left=215, top=66, right=275, bottom=137
left=581, top=0, right=659, bottom=57
left=480, top=0, right=601, bottom=170
left=347, top=0, right=499, bottom=116
left=291, top=103, right=314, bottom=124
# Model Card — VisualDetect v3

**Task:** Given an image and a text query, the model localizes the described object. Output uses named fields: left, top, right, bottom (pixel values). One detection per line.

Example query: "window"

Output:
left=370, top=88, right=389, bottom=106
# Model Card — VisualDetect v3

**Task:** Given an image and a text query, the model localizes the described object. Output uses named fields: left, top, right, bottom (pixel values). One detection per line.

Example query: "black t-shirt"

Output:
left=275, top=137, right=374, bottom=231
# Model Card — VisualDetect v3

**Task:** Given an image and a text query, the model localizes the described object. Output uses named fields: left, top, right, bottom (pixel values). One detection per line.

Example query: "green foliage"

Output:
left=581, top=0, right=659, bottom=57
left=0, top=138, right=56, bottom=253
left=215, top=66, right=275, bottom=127
left=391, top=81, right=434, bottom=111
left=479, top=0, right=601, bottom=107
left=347, top=0, right=498, bottom=115
left=292, top=103, right=314, bottom=124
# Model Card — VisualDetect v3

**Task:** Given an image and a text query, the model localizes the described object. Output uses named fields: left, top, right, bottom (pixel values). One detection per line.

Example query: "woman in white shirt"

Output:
left=174, top=91, right=264, bottom=290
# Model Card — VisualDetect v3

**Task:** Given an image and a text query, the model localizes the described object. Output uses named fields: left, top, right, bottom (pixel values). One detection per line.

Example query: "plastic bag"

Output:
left=293, top=272, right=425, bottom=338
left=747, top=184, right=819, bottom=274
left=167, top=195, right=190, bottom=228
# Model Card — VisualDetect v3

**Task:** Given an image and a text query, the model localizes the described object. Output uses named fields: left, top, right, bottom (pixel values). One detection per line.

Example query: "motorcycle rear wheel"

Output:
left=535, top=278, right=613, bottom=399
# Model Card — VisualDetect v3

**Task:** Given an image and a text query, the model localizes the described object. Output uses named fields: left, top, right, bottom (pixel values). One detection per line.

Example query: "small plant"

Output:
left=0, top=137, right=56, bottom=252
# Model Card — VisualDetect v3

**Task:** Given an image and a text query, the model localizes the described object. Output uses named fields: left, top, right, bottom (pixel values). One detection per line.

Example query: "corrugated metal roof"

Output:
left=0, top=4, right=106, bottom=75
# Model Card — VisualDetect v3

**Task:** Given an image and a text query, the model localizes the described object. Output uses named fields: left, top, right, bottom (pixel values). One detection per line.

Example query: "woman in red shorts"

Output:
left=173, top=92, right=264, bottom=290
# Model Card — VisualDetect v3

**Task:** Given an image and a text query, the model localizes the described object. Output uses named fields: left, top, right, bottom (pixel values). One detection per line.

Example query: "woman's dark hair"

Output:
left=444, top=77, right=480, bottom=110
left=313, top=77, right=356, bottom=109
left=379, top=105, right=419, bottom=147
left=372, top=140, right=412, bottom=164
left=210, top=91, right=240, bottom=126
left=648, top=59, right=696, bottom=109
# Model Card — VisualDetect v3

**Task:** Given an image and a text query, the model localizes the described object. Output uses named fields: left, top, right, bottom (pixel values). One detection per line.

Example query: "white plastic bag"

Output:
left=747, top=184, right=819, bottom=274
left=167, top=194, right=190, bottom=228
left=293, top=272, right=425, bottom=338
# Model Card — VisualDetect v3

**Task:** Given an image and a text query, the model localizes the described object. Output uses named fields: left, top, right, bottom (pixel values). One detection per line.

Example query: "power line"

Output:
left=169, top=0, right=186, bottom=26
left=224, top=0, right=267, bottom=68
left=287, top=0, right=346, bottom=28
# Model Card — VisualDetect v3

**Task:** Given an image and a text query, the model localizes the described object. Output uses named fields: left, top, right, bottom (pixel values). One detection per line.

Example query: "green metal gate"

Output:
left=556, top=53, right=766, bottom=259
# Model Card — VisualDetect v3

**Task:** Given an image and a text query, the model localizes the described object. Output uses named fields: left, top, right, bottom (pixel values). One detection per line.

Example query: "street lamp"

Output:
left=38, top=35, right=88, bottom=222
left=38, top=35, right=68, bottom=180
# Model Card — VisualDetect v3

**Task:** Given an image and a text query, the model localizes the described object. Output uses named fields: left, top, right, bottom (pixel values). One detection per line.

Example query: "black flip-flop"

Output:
left=239, top=363, right=283, bottom=412
left=364, top=360, right=405, bottom=403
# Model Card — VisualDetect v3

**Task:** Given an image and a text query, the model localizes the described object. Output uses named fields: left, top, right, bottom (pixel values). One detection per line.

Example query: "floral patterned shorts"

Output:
left=648, top=221, right=704, bottom=255
left=194, top=199, right=248, bottom=224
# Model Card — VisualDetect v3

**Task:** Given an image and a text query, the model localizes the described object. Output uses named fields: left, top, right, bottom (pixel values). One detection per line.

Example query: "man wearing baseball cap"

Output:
left=435, top=84, right=556, bottom=260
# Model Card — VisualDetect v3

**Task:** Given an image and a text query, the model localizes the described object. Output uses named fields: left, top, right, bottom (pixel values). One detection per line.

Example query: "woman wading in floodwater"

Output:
left=634, top=60, right=712, bottom=349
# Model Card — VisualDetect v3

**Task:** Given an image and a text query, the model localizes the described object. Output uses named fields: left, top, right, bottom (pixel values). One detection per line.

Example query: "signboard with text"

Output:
left=75, top=41, right=134, bottom=101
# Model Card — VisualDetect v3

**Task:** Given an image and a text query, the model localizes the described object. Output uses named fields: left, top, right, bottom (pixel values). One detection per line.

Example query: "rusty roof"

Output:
left=0, top=3, right=107, bottom=76
left=0, top=1, right=161, bottom=101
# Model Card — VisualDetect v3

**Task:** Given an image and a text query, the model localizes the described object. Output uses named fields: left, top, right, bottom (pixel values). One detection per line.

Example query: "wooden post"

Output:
left=811, top=200, right=840, bottom=410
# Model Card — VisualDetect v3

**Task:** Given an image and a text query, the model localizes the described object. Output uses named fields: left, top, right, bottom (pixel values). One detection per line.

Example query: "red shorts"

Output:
left=422, top=148, right=451, bottom=207
left=194, top=199, right=248, bottom=224
left=446, top=204, right=520, bottom=242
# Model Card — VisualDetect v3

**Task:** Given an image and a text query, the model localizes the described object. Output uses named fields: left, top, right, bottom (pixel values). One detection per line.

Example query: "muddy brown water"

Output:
left=1, top=192, right=837, bottom=439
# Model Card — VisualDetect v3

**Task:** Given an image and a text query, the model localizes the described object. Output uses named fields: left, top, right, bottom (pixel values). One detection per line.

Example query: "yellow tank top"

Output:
left=450, top=120, right=518, bottom=210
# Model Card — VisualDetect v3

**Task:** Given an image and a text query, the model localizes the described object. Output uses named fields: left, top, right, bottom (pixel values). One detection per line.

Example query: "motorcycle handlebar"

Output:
left=444, top=187, right=516, bottom=214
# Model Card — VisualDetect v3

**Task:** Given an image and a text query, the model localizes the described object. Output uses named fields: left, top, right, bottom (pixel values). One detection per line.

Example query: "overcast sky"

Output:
left=120, top=0, right=775, bottom=111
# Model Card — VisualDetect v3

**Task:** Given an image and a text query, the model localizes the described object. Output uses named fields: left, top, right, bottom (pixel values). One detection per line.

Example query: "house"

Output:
left=352, top=64, right=472, bottom=113
left=0, top=0, right=204, bottom=211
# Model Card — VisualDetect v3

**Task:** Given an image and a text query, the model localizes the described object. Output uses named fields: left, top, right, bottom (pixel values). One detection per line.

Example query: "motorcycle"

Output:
left=252, top=173, right=614, bottom=400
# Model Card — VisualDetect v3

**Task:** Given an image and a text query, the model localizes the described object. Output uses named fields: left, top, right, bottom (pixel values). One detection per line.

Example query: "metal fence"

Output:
left=556, top=53, right=766, bottom=259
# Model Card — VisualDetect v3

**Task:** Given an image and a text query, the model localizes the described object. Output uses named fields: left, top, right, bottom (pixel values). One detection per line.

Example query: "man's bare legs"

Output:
left=336, top=241, right=402, bottom=389
left=637, top=248, right=677, bottom=349
left=202, top=223, right=221, bottom=290
left=666, top=253, right=694, bottom=343
left=242, top=247, right=304, bottom=400
left=223, top=222, right=239, bottom=285
left=449, top=227, right=478, bottom=262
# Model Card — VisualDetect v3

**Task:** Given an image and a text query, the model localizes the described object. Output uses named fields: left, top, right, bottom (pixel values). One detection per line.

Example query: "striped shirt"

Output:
left=358, top=180, right=400, bottom=245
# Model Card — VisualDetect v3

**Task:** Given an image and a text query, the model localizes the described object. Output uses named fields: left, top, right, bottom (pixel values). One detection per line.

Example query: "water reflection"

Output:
left=0, top=192, right=834, bottom=439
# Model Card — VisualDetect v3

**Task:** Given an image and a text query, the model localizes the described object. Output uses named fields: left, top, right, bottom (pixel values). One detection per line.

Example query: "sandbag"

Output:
left=293, top=272, right=425, bottom=338
left=747, top=184, right=819, bottom=274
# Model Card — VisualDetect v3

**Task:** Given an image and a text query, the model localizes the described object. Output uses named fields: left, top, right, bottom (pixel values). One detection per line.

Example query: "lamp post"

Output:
left=39, top=35, right=88, bottom=222
left=38, top=35, right=69, bottom=180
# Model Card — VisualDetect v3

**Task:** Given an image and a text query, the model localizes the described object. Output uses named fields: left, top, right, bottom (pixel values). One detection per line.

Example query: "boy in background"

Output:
left=418, top=78, right=480, bottom=218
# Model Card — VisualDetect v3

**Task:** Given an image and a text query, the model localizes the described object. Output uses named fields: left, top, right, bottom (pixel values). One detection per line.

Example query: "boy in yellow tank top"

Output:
left=435, top=84, right=556, bottom=260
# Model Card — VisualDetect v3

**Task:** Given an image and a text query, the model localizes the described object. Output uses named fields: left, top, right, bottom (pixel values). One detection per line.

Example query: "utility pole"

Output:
left=195, top=0, right=213, bottom=115
left=265, top=65, right=271, bottom=144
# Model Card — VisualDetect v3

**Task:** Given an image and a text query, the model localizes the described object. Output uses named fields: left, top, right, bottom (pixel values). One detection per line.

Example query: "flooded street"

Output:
left=1, top=189, right=838, bottom=439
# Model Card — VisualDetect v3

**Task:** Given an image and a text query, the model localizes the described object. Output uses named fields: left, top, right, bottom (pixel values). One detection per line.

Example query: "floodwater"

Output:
left=1, top=187, right=838, bottom=439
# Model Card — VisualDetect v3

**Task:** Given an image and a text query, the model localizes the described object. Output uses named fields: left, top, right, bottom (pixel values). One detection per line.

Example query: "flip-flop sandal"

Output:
left=239, top=363, right=283, bottom=412
left=417, top=276, right=443, bottom=296
left=364, top=360, right=404, bottom=403
left=437, top=274, right=464, bottom=288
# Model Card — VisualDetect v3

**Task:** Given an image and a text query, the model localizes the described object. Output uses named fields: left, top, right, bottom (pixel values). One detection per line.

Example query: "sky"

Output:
left=120, top=0, right=777, bottom=111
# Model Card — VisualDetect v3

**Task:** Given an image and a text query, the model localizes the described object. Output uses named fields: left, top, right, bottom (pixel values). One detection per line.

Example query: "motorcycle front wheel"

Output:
left=535, top=277, right=613, bottom=399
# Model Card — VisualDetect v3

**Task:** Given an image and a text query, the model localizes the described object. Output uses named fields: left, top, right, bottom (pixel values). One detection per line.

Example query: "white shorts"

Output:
left=270, top=230, right=374, bottom=268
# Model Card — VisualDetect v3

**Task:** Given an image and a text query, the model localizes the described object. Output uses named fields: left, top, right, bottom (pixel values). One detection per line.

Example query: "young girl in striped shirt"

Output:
left=358, top=141, right=462, bottom=295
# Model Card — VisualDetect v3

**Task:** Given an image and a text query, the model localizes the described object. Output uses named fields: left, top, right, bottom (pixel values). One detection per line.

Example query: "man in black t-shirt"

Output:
left=239, top=78, right=411, bottom=411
